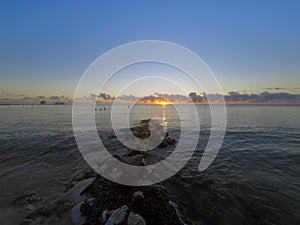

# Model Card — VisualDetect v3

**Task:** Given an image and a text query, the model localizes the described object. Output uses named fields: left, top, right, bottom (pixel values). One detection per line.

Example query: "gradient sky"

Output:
left=1, top=0, right=300, bottom=99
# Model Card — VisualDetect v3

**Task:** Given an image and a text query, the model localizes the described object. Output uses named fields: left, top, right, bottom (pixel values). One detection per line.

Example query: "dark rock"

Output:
left=158, top=140, right=168, bottom=148
left=166, top=138, right=176, bottom=145
left=59, top=177, right=96, bottom=203
left=125, top=149, right=146, bottom=158
left=141, top=119, right=151, bottom=124
left=80, top=177, right=183, bottom=225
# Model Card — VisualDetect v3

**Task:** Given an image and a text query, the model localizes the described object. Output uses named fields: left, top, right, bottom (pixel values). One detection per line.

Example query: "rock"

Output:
left=124, top=119, right=175, bottom=150
left=80, top=177, right=183, bottom=225
left=102, top=207, right=146, bottom=225
left=120, top=154, right=145, bottom=166
left=166, top=137, right=176, bottom=145
left=59, top=177, right=96, bottom=203
left=158, top=140, right=168, bottom=148
left=27, top=204, right=36, bottom=211
left=70, top=201, right=89, bottom=225
left=141, top=119, right=151, bottom=124
left=127, top=212, right=146, bottom=225
left=104, top=205, right=129, bottom=225
left=125, top=149, right=145, bottom=158
left=132, top=191, right=144, bottom=199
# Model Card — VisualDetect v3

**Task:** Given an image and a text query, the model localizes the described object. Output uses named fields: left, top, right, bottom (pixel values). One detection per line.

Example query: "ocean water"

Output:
left=0, top=104, right=299, bottom=225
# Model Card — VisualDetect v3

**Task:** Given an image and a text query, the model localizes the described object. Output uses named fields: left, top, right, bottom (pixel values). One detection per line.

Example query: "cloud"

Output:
left=189, top=92, right=205, bottom=102
left=153, top=93, right=190, bottom=102
left=116, top=95, right=138, bottom=102
left=98, top=93, right=114, bottom=100
left=222, top=91, right=300, bottom=103
left=265, top=87, right=287, bottom=90
left=114, top=93, right=191, bottom=103
left=89, top=94, right=97, bottom=100
left=104, top=91, right=300, bottom=104
left=49, top=96, right=60, bottom=101
left=83, top=93, right=115, bottom=101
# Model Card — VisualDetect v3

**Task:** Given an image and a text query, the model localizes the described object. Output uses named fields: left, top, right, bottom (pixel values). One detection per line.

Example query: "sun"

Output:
left=158, top=100, right=171, bottom=105
left=153, top=98, right=171, bottom=105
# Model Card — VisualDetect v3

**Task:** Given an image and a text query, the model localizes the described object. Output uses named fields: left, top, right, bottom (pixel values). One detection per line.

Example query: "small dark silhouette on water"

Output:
left=95, top=107, right=108, bottom=111
left=54, top=101, right=65, bottom=105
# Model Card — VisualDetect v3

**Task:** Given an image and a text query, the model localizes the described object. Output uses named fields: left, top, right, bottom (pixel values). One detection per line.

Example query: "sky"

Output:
left=1, top=0, right=300, bottom=103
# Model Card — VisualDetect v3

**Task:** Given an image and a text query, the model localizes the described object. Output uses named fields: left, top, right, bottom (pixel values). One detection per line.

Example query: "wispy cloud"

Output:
left=265, top=87, right=287, bottom=90
left=222, top=91, right=300, bottom=103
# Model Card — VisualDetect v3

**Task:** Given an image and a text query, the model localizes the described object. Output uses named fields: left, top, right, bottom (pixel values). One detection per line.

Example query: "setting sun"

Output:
left=156, top=100, right=170, bottom=105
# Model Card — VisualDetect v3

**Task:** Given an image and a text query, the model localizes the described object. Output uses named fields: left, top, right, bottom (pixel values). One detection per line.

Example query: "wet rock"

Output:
left=125, top=149, right=146, bottom=158
left=134, top=119, right=175, bottom=148
left=130, top=126, right=150, bottom=139
left=127, top=212, right=146, bottom=225
left=80, top=177, right=183, bottom=225
left=105, top=205, right=129, bottom=225
left=166, top=137, right=176, bottom=145
left=59, top=177, right=96, bottom=203
left=27, top=204, right=36, bottom=211
left=71, top=201, right=85, bottom=224
left=158, top=140, right=168, bottom=148
left=117, top=154, right=145, bottom=166
left=141, top=119, right=151, bottom=124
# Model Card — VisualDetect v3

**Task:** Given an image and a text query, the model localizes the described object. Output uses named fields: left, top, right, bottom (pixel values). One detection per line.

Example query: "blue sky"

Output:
left=1, top=0, right=300, bottom=99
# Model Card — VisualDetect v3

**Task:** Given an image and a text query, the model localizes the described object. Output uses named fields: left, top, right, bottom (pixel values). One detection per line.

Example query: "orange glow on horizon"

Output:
left=155, top=100, right=171, bottom=105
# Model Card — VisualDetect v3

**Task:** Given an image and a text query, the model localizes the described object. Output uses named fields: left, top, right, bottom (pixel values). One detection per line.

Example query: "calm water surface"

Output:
left=0, top=104, right=299, bottom=225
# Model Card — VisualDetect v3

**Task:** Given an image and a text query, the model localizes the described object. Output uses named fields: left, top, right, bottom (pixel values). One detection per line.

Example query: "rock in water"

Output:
left=71, top=198, right=95, bottom=225
left=71, top=201, right=84, bottom=224
left=127, top=212, right=146, bottom=225
left=105, top=205, right=129, bottom=225
left=121, top=154, right=145, bottom=166
left=80, top=177, right=184, bottom=225
left=59, top=177, right=96, bottom=203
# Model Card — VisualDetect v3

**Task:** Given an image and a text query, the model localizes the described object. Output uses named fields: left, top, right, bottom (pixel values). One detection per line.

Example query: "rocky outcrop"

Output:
left=80, top=176, right=183, bottom=225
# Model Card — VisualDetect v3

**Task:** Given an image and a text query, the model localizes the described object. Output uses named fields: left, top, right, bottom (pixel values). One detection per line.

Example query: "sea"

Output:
left=0, top=104, right=299, bottom=225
